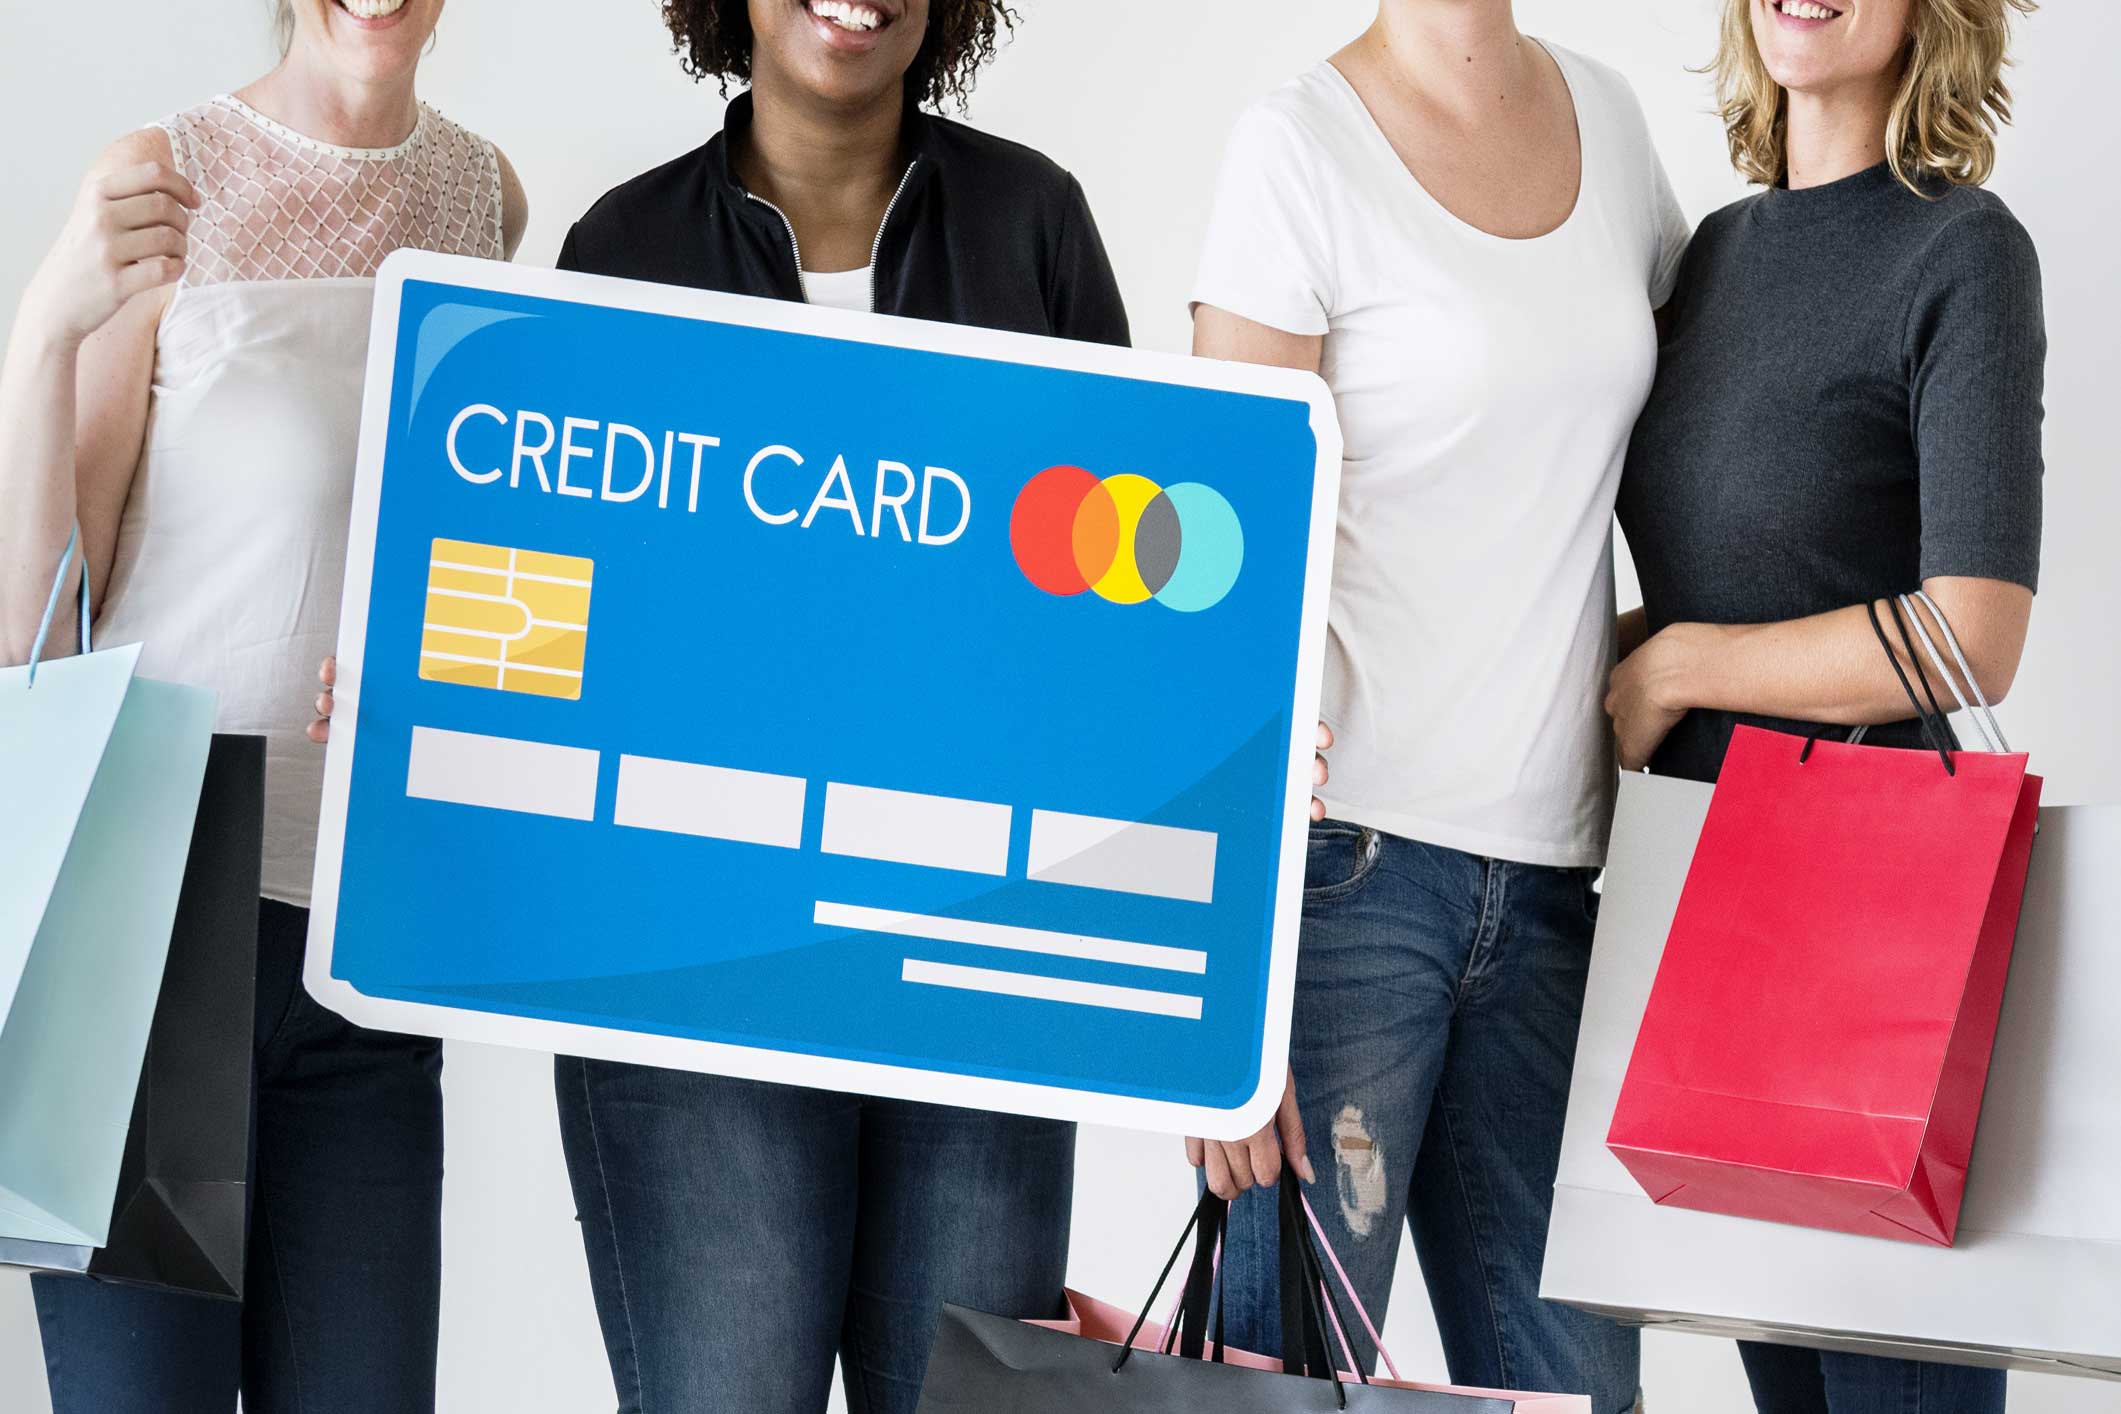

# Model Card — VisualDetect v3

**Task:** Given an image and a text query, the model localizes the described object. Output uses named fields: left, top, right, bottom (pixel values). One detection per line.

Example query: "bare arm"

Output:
left=1617, top=604, right=1648, bottom=661
left=1, top=129, right=195, bottom=662
left=1606, top=577, right=2033, bottom=770
left=496, top=146, right=530, bottom=261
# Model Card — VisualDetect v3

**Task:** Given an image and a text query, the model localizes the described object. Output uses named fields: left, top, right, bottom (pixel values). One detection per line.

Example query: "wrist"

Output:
left=1646, top=622, right=1734, bottom=714
left=9, top=292, right=87, bottom=359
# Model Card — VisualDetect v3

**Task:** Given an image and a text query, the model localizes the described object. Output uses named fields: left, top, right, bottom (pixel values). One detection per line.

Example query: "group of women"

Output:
left=0, top=0, right=2046, bottom=1411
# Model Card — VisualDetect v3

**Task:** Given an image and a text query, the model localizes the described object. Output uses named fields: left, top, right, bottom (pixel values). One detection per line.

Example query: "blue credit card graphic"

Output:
left=308, top=251, right=1340, bottom=1136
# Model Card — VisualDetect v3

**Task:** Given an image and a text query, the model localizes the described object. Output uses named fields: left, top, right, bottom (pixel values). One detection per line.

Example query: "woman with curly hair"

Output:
left=545, top=4, right=1126, bottom=1411
left=1611, top=1, right=2043, bottom=1406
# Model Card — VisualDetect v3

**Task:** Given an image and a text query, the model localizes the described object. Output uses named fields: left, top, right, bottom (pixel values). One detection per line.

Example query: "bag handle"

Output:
left=1886, top=597, right=1961, bottom=754
left=1900, top=590, right=2010, bottom=754
left=1841, top=598, right=1957, bottom=775
left=24, top=522, right=92, bottom=687
left=1277, top=1175, right=1354, bottom=1407
left=1115, top=1189, right=1227, bottom=1373
left=1299, top=1190, right=1403, bottom=1382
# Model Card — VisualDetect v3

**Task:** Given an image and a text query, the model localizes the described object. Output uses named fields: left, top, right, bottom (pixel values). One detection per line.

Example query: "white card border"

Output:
left=306, top=249, right=1342, bottom=1140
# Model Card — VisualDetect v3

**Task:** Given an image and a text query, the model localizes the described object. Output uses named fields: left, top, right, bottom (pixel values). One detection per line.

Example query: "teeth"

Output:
left=1778, top=1, right=1839, bottom=17
left=809, top=0, right=885, bottom=32
left=339, top=0, right=406, bottom=17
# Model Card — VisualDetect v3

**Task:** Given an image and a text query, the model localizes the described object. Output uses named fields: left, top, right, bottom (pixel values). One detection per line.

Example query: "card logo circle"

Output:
left=1009, top=466, right=1243, bottom=612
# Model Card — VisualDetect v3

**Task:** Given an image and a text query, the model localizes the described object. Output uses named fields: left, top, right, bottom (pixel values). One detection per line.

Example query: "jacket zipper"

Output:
left=744, top=191, right=807, bottom=284
left=743, top=155, right=921, bottom=313
left=866, top=157, right=920, bottom=313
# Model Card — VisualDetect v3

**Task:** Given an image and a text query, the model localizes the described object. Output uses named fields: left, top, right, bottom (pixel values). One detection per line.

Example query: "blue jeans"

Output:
left=33, top=900, right=444, bottom=1413
left=1218, top=823, right=1640, bottom=1413
left=1740, top=1342, right=2007, bottom=1413
left=554, top=1060, right=1075, bottom=1413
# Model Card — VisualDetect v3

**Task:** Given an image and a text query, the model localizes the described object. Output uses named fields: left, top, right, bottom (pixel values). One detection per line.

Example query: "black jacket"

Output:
left=557, top=92, right=1130, bottom=348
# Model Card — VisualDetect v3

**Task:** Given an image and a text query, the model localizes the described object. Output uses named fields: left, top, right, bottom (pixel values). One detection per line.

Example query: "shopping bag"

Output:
left=919, top=1177, right=1588, bottom=1411
left=0, top=734, right=261, bottom=1297
left=0, top=530, right=217, bottom=1247
left=1607, top=601, right=2041, bottom=1246
left=1543, top=771, right=2121, bottom=1379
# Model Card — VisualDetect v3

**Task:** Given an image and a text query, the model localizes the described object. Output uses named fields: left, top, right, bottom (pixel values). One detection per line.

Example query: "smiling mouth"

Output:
left=336, top=0, right=408, bottom=19
left=806, top=0, right=893, bottom=34
left=1775, top=1, right=1845, bottom=18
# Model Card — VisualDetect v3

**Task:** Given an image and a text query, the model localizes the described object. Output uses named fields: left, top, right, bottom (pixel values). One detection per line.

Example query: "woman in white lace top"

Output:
left=0, top=2, right=524, bottom=1409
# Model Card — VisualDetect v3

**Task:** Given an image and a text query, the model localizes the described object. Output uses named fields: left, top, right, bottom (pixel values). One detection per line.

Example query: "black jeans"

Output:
left=34, top=899, right=444, bottom=1413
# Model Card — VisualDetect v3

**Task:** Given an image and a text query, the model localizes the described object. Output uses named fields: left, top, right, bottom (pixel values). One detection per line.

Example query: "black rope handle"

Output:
left=1111, top=1187, right=1230, bottom=1373
left=1278, top=1177, right=1351, bottom=1408
left=1887, top=597, right=1962, bottom=754
left=1865, top=599, right=1957, bottom=775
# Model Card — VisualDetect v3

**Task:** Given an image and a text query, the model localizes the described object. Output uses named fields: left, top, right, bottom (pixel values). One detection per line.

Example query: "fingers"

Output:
left=1203, top=1142, right=1237, bottom=1201
left=94, top=161, right=201, bottom=211
left=114, top=256, right=185, bottom=301
left=104, top=190, right=193, bottom=235
left=1245, top=1124, right=1283, bottom=1189
left=1277, top=1082, right=1315, bottom=1184
left=1185, top=1135, right=1204, bottom=1169
left=316, top=690, right=334, bottom=720
left=321, top=655, right=337, bottom=686
left=113, top=224, right=187, bottom=266
left=1310, top=720, right=1333, bottom=821
left=306, top=717, right=331, bottom=744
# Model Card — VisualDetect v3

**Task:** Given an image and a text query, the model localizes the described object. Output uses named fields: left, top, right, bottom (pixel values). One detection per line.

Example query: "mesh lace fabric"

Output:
left=158, top=94, right=503, bottom=286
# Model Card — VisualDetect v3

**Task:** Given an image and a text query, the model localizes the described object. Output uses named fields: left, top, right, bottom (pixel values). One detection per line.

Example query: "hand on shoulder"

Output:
left=20, top=128, right=197, bottom=348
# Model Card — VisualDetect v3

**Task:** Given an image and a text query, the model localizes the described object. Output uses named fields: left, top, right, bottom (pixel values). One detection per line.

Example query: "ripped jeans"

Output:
left=1217, top=823, right=1640, bottom=1414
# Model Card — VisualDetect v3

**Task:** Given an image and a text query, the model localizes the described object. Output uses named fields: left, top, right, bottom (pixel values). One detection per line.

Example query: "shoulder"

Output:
left=414, top=106, right=530, bottom=257
left=916, top=112, right=1083, bottom=212
left=1539, top=40, right=1640, bottom=114
left=93, top=125, right=178, bottom=179
left=1911, top=185, right=2038, bottom=268
left=1541, top=40, right=1664, bottom=162
left=1231, top=67, right=1359, bottom=160
left=1690, top=193, right=1761, bottom=251
left=566, top=142, right=717, bottom=251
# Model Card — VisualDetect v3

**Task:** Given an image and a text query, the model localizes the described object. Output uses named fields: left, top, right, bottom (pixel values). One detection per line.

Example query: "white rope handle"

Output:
left=1898, top=592, right=2010, bottom=753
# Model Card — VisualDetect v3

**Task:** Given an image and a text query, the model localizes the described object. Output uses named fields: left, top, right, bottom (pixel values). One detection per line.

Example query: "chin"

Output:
left=312, top=0, right=437, bottom=75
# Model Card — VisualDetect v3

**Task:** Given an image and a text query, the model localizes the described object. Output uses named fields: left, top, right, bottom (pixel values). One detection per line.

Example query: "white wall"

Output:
left=3, top=3, right=2116, bottom=1411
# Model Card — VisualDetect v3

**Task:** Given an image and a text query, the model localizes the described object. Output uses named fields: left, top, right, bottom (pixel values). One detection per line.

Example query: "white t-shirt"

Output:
left=1193, top=43, right=1689, bottom=868
left=801, top=265, right=874, bottom=313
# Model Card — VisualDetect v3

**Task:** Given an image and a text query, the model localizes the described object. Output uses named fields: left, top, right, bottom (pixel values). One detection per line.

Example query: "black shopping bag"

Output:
left=916, top=1179, right=1515, bottom=1412
left=0, top=734, right=261, bottom=1298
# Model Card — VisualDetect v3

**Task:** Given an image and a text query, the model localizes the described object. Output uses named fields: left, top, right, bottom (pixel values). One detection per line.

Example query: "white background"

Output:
left=3, top=2, right=2115, bottom=1410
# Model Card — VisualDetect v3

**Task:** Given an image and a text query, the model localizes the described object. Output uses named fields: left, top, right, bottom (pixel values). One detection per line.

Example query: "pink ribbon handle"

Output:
left=1301, top=1190, right=1402, bottom=1382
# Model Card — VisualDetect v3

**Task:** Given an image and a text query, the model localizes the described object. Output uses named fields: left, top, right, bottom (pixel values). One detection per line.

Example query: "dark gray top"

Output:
left=1618, top=162, right=2046, bottom=783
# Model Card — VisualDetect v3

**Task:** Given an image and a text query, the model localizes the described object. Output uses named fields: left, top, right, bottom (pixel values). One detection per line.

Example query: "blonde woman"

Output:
left=0, top=1, right=524, bottom=1408
left=1610, top=1, right=2042, bottom=1410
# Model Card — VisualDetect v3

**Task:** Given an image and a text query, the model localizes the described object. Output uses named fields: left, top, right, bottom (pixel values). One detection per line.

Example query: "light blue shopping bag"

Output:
left=0, top=527, right=215, bottom=1246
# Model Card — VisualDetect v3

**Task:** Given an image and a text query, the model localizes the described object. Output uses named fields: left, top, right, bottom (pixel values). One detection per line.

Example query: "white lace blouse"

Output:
left=96, top=95, right=506, bottom=906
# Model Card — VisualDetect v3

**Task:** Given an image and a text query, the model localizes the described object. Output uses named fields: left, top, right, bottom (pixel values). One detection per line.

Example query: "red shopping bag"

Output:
left=1607, top=713, right=2041, bottom=1246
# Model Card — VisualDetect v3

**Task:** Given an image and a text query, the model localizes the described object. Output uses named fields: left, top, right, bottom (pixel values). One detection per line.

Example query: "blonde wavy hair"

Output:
left=1713, top=0, right=2035, bottom=192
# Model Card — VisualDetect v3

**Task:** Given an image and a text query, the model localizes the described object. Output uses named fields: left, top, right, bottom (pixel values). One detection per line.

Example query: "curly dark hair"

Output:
left=660, top=0, right=1018, bottom=110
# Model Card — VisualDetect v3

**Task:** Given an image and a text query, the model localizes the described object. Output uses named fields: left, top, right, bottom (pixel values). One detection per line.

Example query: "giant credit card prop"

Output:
left=309, top=251, right=1340, bottom=1136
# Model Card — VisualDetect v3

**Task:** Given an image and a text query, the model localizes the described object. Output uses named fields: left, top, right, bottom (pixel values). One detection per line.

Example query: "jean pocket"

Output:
left=1303, top=821, right=1381, bottom=901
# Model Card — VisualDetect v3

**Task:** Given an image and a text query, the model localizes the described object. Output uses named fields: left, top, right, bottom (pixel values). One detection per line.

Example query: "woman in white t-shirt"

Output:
left=1183, top=4, right=1687, bottom=1408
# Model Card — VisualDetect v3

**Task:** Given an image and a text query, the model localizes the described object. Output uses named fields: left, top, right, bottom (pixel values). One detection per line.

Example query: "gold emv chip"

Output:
left=419, top=538, right=593, bottom=700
